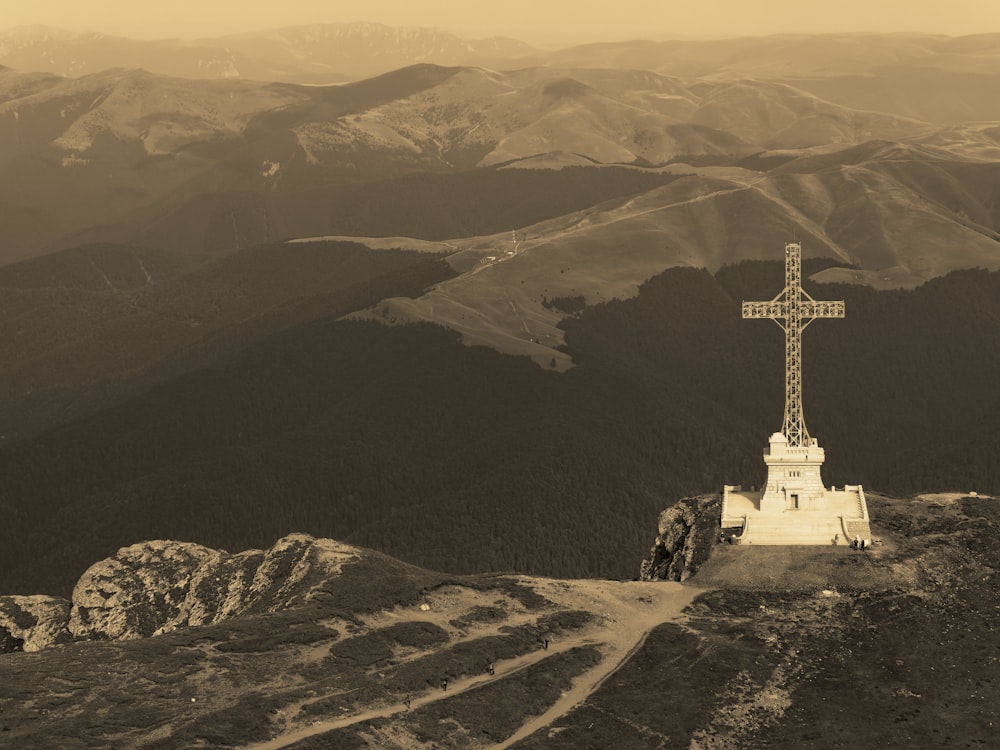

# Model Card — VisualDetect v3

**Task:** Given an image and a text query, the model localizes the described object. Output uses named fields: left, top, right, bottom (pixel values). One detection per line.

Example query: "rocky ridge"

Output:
left=0, top=533, right=357, bottom=651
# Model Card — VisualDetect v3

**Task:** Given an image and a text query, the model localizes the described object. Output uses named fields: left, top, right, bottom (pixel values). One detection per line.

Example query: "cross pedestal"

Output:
left=760, top=432, right=827, bottom=513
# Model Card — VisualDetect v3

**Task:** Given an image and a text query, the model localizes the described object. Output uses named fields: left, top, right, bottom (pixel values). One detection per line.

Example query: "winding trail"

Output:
left=241, top=579, right=701, bottom=750
left=495, top=579, right=700, bottom=748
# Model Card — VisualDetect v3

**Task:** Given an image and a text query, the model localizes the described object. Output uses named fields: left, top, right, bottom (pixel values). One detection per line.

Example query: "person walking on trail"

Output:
left=488, top=662, right=495, bottom=676
left=441, top=678, right=448, bottom=691
left=405, top=695, right=412, bottom=710
left=543, top=638, right=549, bottom=650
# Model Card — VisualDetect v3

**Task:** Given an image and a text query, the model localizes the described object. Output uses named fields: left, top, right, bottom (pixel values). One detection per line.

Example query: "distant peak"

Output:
left=1, top=24, right=83, bottom=39
left=542, top=77, right=594, bottom=98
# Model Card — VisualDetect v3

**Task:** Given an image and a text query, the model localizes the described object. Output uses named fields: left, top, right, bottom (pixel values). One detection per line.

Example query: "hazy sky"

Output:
left=5, top=0, right=999, bottom=42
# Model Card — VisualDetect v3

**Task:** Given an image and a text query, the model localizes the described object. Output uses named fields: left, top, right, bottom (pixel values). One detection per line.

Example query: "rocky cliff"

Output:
left=639, top=494, right=721, bottom=581
left=0, top=533, right=358, bottom=651
left=0, top=596, right=72, bottom=652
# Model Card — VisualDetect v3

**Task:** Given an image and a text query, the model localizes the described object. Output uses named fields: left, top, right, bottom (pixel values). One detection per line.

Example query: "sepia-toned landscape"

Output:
left=2, top=7, right=1000, bottom=747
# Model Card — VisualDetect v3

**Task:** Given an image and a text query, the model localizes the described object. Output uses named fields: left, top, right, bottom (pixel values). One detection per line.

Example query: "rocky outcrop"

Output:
left=70, top=540, right=222, bottom=640
left=0, top=595, right=72, bottom=652
left=2, top=534, right=360, bottom=650
left=70, top=533, right=359, bottom=640
left=639, top=495, right=721, bottom=581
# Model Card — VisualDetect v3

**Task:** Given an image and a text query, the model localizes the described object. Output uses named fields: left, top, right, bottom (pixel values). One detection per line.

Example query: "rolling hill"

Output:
left=1, top=47, right=997, bottom=272
left=360, top=145, right=1000, bottom=367
left=0, top=165, right=686, bottom=441
left=542, top=32, right=1000, bottom=83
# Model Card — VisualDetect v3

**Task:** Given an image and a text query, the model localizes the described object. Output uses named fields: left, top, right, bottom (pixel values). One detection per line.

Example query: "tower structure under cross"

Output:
left=722, top=242, right=872, bottom=546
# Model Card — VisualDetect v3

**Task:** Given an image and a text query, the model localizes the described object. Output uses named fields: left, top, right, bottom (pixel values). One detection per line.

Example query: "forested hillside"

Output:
left=65, top=166, right=686, bottom=255
left=0, top=241, right=457, bottom=439
left=3, top=261, right=999, bottom=597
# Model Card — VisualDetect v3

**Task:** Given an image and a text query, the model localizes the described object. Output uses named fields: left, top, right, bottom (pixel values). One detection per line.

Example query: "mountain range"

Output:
left=4, top=24, right=1000, bottom=86
left=0, top=23, right=534, bottom=83
left=2, top=48, right=999, bottom=373
left=2, top=52, right=999, bottom=272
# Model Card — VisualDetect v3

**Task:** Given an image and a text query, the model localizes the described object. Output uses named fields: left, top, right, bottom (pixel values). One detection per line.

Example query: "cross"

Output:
left=742, top=242, right=844, bottom=447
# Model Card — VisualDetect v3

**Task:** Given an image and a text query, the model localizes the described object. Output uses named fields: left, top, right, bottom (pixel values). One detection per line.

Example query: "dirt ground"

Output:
left=243, top=578, right=701, bottom=750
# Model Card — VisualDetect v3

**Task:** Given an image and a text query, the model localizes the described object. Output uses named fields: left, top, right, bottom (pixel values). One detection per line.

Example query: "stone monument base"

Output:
left=722, top=433, right=872, bottom=546
left=722, top=485, right=872, bottom=545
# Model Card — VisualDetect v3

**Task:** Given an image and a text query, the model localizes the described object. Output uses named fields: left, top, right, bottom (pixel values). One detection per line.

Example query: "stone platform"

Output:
left=722, top=432, right=872, bottom=546
left=722, top=485, right=872, bottom=545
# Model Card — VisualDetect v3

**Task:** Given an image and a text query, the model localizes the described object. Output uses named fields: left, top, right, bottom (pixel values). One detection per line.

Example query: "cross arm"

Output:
left=799, top=300, right=845, bottom=318
left=742, top=301, right=787, bottom=319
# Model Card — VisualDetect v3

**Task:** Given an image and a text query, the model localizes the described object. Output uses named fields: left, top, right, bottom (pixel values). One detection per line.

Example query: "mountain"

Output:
left=0, top=165, right=683, bottom=442
left=362, top=143, right=1000, bottom=368
left=212, top=22, right=535, bottom=82
left=5, top=26, right=1000, bottom=87
left=543, top=32, right=1000, bottom=81
left=3, top=260, right=1000, bottom=600
left=0, top=25, right=248, bottom=80
left=2, top=491, right=999, bottom=748
left=3, top=57, right=999, bottom=271
left=1, top=533, right=359, bottom=650
left=0, top=239, right=459, bottom=440
left=0, top=23, right=536, bottom=83
left=0, top=64, right=307, bottom=261
left=3, top=63, right=703, bottom=260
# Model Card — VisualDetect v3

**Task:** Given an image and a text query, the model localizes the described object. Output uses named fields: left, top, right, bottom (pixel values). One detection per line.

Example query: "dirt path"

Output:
left=495, top=579, right=701, bottom=748
left=240, top=579, right=700, bottom=750
left=242, top=636, right=596, bottom=750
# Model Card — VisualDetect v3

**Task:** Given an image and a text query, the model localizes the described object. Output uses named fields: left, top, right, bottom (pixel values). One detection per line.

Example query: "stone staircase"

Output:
left=740, top=511, right=846, bottom=546
left=842, top=486, right=873, bottom=542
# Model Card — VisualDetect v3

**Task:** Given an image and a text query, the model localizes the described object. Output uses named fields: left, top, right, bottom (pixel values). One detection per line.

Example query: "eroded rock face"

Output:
left=639, top=495, right=721, bottom=581
left=70, top=540, right=222, bottom=640
left=0, top=595, right=73, bottom=652
left=68, top=533, right=359, bottom=641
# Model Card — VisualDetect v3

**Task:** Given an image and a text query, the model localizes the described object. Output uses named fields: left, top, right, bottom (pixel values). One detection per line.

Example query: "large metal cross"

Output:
left=742, top=242, right=845, bottom=447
